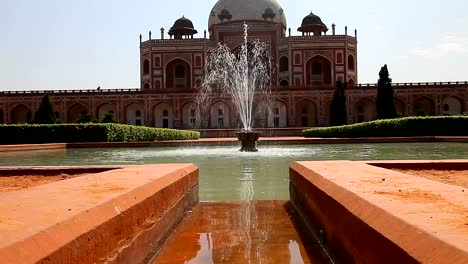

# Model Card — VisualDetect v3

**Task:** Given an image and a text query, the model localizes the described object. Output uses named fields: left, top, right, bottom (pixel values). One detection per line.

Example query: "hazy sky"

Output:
left=1, top=0, right=467, bottom=91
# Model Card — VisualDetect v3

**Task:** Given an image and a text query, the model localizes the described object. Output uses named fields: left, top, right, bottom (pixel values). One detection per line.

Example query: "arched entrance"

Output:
left=210, top=101, right=230, bottom=128
left=11, top=104, right=33, bottom=124
left=353, top=98, right=376, bottom=123
left=268, top=100, right=287, bottom=128
left=126, top=103, right=144, bottom=126
left=97, top=103, right=116, bottom=122
left=414, top=97, right=435, bottom=116
left=182, top=102, right=198, bottom=129
left=295, top=100, right=317, bottom=127
left=154, top=103, right=173, bottom=128
left=394, top=98, right=406, bottom=117
left=279, top=56, right=289, bottom=72
left=67, top=103, right=89, bottom=123
left=166, top=59, right=191, bottom=88
left=442, top=96, right=463, bottom=115
left=306, top=56, right=332, bottom=85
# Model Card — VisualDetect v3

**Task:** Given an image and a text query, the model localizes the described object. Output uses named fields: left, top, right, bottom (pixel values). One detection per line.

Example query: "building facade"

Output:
left=0, top=0, right=467, bottom=129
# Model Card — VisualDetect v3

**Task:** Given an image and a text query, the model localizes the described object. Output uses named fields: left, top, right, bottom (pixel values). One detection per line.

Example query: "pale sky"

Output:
left=1, top=0, right=467, bottom=91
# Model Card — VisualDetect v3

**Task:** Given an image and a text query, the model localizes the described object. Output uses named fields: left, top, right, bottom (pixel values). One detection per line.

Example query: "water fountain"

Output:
left=199, top=23, right=272, bottom=152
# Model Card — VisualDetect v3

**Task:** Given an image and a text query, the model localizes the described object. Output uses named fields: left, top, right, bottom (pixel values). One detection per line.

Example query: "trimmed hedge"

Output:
left=0, top=124, right=200, bottom=145
left=303, top=116, right=468, bottom=138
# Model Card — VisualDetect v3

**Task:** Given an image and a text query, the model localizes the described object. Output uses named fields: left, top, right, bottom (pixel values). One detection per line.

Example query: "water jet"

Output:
left=200, top=23, right=271, bottom=151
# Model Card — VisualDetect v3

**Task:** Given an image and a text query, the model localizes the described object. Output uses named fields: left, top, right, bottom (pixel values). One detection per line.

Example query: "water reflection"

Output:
left=153, top=202, right=324, bottom=263
left=289, top=240, right=305, bottom=264
left=186, top=233, right=214, bottom=264
left=240, top=159, right=254, bottom=201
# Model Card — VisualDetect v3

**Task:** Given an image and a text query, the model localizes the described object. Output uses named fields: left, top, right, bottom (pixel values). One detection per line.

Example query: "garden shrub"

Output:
left=303, top=116, right=468, bottom=138
left=0, top=124, right=200, bottom=144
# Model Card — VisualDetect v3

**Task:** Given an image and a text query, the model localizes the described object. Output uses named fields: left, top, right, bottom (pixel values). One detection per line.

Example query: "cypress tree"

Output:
left=330, top=81, right=347, bottom=126
left=33, top=94, right=57, bottom=124
left=376, top=64, right=397, bottom=119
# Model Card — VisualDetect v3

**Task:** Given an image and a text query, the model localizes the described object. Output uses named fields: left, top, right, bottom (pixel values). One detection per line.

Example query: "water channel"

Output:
left=1, top=142, right=466, bottom=201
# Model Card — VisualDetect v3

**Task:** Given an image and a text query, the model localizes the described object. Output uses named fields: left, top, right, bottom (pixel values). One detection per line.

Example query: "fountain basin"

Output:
left=236, top=131, right=260, bottom=152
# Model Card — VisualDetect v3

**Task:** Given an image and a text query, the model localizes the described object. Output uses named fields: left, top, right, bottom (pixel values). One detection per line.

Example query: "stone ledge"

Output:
left=290, top=160, right=468, bottom=264
left=0, top=143, right=66, bottom=152
left=0, top=164, right=199, bottom=264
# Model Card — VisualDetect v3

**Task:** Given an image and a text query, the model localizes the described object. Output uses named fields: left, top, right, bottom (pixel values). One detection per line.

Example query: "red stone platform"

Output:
left=290, top=160, right=468, bottom=264
left=0, top=164, right=199, bottom=263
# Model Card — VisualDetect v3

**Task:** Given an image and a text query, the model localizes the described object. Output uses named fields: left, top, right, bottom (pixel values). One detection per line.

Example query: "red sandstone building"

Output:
left=1, top=0, right=466, bottom=129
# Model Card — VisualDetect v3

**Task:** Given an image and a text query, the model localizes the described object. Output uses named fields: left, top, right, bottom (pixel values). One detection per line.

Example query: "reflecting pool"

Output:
left=0, top=143, right=466, bottom=201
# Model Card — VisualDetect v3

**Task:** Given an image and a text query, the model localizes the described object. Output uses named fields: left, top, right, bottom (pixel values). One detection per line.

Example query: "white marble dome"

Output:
left=208, top=0, right=287, bottom=29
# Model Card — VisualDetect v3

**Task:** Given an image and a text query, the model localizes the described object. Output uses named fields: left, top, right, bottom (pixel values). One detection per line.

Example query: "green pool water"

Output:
left=0, top=143, right=466, bottom=201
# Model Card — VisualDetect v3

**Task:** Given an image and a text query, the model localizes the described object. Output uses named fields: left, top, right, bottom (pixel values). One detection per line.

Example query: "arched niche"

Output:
left=126, top=103, right=144, bottom=126
left=166, top=58, right=191, bottom=88
left=268, top=100, right=287, bottom=128
left=97, top=103, right=116, bottom=121
left=414, top=96, right=435, bottom=116
left=67, top=103, right=89, bottom=123
left=353, top=98, right=376, bottom=123
left=210, top=101, right=230, bottom=128
left=181, top=102, right=198, bottom=129
left=442, top=96, right=463, bottom=115
left=11, top=104, right=33, bottom=124
left=154, top=102, right=174, bottom=128
left=296, top=100, right=317, bottom=127
left=306, top=56, right=332, bottom=85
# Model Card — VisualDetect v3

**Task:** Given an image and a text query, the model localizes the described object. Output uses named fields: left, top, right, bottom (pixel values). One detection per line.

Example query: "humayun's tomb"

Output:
left=0, top=0, right=466, bottom=129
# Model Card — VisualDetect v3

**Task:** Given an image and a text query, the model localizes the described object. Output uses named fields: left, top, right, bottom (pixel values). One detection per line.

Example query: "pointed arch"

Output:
left=96, top=102, right=116, bottom=121
left=154, top=102, right=174, bottom=128
left=165, top=58, right=192, bottom=88
left=268, top=100, right=287, bottom=128
left=414, top=96, right=435, bottom=116
left=442, top=96, right=463, bottom=115
left=295, top=99, right=317, bottom=127
left=394, top=97, right=406, bottom=117
left=125, top=102, right=145, bottom=126
left=353, top=98, right=376, bottom=123
left=210, top=101, right=230, bottom=128
left=348, top=54, right=355, bottom=70
left=11, top=104, right=33, bottom=124
left=305, top=55, right=332, bottom=85
left=143, top=59, right=150, bottom=75
left=181, top=101, right=198, bottom=129
left=279, top=79, right=289, bottom=86
left=279, top=56, right=289, bottom=72
left=67, top=103, right=89, bottom=123
left=337, top=52, right=343, bottom=64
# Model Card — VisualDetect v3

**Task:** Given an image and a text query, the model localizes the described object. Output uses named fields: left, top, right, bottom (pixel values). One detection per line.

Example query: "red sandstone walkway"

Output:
left=151, top=201, right=331, bottom=264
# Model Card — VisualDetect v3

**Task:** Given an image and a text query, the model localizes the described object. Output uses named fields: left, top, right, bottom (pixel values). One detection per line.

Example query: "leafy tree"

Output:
left=77, top=113, right=99, bottom=123
left=33, top=94, right=57, bottom=124
left=376, top=64, right=397, bottom=119
left=102, top=111, right=118, bottom=123
left=330, top=81, right=347, bottom=126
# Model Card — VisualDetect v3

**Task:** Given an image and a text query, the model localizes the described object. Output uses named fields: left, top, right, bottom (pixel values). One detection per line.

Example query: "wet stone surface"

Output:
left=151, top=201, right=330, bottom=264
